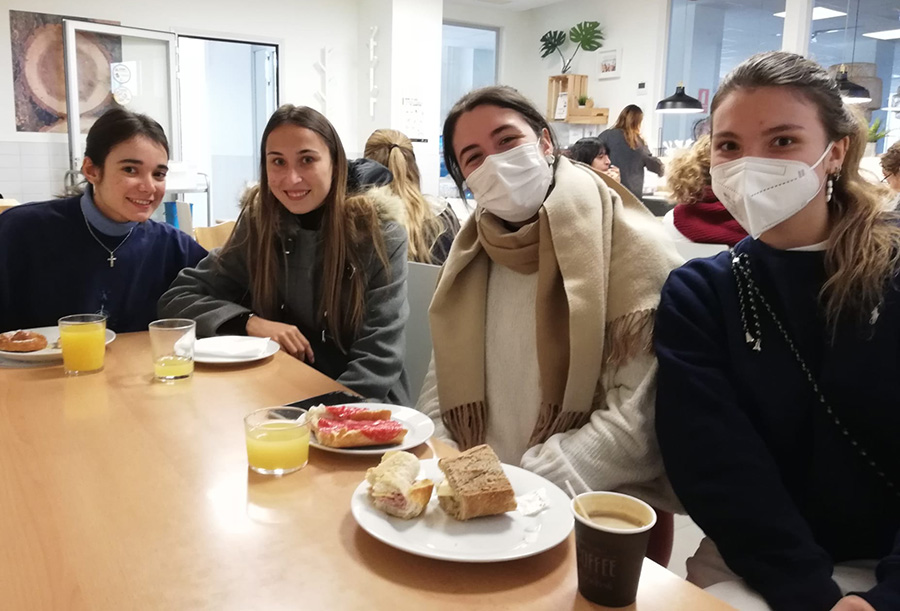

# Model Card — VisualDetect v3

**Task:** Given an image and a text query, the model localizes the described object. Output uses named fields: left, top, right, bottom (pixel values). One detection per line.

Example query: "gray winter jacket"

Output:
left=158, top=188, right=411, bottom=405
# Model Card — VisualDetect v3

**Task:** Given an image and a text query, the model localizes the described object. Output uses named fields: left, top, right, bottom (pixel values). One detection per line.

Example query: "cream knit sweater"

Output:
left=416, top=262, right=679, bottom=513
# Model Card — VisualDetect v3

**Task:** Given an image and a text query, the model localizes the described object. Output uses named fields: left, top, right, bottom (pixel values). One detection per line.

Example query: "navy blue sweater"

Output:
left=0, top=196, right=206, bottom=333
left=655, top=237, right=900, bottom=610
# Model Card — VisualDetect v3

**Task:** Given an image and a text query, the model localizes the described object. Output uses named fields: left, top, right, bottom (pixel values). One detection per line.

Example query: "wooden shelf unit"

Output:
left=547, top=74, right=609, bottom=125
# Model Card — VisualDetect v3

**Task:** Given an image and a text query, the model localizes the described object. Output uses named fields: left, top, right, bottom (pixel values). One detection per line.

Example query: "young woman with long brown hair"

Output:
left=654, top=51, right=900, bottom=610
left=160, top=105, right=411, bottom=404
left=598, top=104, right=665, bottom=198
left=363, top=129, right=459, bottom=265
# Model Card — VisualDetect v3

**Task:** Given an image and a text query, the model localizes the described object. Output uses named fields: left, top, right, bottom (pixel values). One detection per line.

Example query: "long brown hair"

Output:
left=711, top=51, right=900, bottom=328
left=222, top=105, right=390, bottom=351
left=613, top=104, right=644, bottom=149
left=443, top=85, right=558, bottom=198
left=364, top=129, right=442, bottom=263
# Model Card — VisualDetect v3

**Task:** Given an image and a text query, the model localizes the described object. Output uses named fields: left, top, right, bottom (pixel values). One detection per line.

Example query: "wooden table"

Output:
left=0, top=332, right=733, bottom=610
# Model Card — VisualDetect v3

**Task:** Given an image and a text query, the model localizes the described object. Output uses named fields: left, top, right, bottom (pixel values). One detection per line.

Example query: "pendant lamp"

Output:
left=656, top=83, right=704, bottom=114
left=837, top=66, right=871, bottom=104
left=837, top=0, right=871, bottom=104
left=657, top=0, right=703, bottom=115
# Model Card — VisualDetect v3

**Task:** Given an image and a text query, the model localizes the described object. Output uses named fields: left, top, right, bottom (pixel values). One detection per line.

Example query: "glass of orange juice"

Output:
left=58, top=314, right=107, bottom=375
left=244, top=407, right=309, bottom=475
left=148, top=319, right=196, bottom=382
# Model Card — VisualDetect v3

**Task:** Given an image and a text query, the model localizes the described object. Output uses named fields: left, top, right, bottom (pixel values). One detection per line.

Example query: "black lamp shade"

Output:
left=836, top=70, right=871, bottom=104
left=656, top=85, right=704, bottom=114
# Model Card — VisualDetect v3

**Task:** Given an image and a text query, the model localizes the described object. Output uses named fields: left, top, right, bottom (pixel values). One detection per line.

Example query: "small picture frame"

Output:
left=554, top=92, right=568, bottom=120
left=597, top=49, right=622, bottom=80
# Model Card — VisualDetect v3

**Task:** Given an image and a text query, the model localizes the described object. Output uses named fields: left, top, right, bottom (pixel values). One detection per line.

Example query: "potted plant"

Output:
left=867, top=117, right=889, bottom=156
left=577, top=95, right=589, bottom=108
left=540, top=21, right=605, bottom=74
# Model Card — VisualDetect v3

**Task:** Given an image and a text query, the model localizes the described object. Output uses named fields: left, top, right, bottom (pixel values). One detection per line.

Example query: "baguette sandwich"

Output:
left=437, top=444, right=517, bottom=520
left=308, top=404, right=408, bottom=448
left=366, top=451, right=434, bottom=519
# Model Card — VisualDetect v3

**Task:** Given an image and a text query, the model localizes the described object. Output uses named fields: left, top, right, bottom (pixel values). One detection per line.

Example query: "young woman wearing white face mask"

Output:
left=415, top=86, right=683, bottom=562
left=654, top=52, right=900, bottom=611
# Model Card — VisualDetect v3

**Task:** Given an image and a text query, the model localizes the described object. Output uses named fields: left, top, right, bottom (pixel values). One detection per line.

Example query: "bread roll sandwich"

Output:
left=366, top=451, right=434, bottom=519
left=437, top=444, right=517, bottom=520
left=308, top=404, right=408, bottom=448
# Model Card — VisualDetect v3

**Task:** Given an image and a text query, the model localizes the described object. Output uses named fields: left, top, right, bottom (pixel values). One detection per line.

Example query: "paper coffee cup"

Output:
left=571, top=491, right=657, bottom=607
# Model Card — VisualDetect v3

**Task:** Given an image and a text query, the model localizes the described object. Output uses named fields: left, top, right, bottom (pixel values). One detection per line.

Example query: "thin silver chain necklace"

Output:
left=81, top=211, right=135, bottom=268
left=732, top=252, right=898, bottom=500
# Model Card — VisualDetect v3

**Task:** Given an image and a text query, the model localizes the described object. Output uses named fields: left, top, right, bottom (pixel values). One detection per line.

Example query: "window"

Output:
left=660, top=0, right=786, bottom=153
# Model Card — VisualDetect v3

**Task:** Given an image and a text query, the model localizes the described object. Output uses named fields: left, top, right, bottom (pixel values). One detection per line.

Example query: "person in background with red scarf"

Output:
left=662, top=135, right=747, bottom=259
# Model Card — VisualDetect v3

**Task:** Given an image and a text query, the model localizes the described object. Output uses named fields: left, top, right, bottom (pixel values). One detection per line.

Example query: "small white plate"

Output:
left=351, top=458, right=573, bottom=562
left=193, top=337, right=280, bottom=364
left=309, top=403, right=435, bottom=455
left=0, top=326, right=116, bottom=363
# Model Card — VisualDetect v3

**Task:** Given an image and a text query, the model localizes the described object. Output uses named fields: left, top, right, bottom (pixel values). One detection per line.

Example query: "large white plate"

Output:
left=193, top=337, right=280, bottom=364
left=309, top=403, right=435, bottom=455
left=0, top=326, right=117, bottom=363
left=351, top=458, right=573, bottom=562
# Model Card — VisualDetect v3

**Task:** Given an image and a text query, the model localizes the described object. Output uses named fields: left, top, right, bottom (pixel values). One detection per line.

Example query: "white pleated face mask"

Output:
left=464, top=141, right=554, bottom=223
left=711, top=142, right=834, bottom=239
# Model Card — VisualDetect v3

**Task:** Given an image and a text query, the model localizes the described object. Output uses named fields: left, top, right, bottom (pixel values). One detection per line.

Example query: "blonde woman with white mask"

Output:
left=415, top=85, right=683, bottom=564
left=655, top=52, right=900, bottom=611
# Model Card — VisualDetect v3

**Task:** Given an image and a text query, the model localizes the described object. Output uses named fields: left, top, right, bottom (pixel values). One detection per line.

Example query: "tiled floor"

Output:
left=668, top=514, right=705, bottom=578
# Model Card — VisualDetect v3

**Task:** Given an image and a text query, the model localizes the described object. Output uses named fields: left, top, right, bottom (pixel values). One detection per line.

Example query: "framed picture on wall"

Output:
left=597, top=49, right=622, bottom=80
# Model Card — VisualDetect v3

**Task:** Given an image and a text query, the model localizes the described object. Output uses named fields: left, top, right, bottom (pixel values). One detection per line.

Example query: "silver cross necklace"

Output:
left=82, top=212, right=135, bottom=268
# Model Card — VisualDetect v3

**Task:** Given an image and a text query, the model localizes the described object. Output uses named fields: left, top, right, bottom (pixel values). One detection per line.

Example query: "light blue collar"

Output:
left=80, top=185, right=138, bottom=237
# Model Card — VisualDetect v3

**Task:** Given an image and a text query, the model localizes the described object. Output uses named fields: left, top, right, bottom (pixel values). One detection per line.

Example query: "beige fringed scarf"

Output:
left=429, top=157, right=681, bottom=451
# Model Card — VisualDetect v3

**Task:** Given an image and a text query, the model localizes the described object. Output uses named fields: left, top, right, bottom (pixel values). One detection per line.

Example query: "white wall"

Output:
left=390, top=0, right=443, bottom=196
left=441, top=0, right=670, bottom=148
left=0, top=0, right=360, bottom=201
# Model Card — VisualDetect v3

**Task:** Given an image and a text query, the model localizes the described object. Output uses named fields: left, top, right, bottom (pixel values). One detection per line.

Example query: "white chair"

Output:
left=405, top=262, right=441, bottom=401
left=662, top=208, right=729, bottom=261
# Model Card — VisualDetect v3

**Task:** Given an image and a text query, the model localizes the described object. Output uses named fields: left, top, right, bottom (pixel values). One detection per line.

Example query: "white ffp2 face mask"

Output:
left=711, top=143, right=834, bottom=239
left=465, top=141, right=553, bottom=223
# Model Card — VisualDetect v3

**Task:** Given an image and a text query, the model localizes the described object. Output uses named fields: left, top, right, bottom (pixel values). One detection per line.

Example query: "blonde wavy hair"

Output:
left=712, top=51, right=900, bottom=328
left=364, top=129, right=442, bottom=264
left=222, top=105, right=389, bottom=351
left=666, top=135, right=711, bottom=204
left=613, top=105, right=645, bottom=149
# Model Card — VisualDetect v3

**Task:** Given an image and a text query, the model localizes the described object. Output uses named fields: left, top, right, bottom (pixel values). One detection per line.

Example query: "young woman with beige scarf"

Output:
left=415, top=86, right=683, bottom=524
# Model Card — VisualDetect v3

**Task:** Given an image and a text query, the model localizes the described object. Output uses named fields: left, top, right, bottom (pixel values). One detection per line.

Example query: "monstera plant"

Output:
left=540, top=21, right=605, bottom=74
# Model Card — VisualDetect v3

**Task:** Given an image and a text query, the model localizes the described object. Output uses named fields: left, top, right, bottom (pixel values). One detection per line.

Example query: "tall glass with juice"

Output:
left=58, top=314, right=107, bottom=375
left=244, top=407, right=309, bottom=475
left=148, top=319, right=196, bottom=382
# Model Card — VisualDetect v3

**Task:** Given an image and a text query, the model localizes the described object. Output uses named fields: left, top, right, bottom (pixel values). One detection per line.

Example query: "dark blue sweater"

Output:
left=654, top=237, right=900, bottom=610
left=0, top=196, right=207, bottom=333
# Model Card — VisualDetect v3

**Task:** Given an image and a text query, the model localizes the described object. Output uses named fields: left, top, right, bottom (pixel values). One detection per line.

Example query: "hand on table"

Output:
left=246, top=316, right=315, bottom=363
left=831, top=595, right=875, bottom=611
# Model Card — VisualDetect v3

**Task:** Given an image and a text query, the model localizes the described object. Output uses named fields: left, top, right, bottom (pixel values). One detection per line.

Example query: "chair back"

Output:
left=194, top=221, right=236, bottom=251
left=405, top=262, right=441, bottom=400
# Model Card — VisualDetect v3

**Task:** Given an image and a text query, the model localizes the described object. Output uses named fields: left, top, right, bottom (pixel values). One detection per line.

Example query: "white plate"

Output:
left=0, top=326, right=117, bottom=363
left=309, top=403, right=435, bottom=455
left=193, top=337, right=280, bottom=364
left=351, top=458, right=573, bottom=562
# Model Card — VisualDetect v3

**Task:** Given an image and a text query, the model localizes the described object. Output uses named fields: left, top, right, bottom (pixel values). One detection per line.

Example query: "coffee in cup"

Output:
left=571, top=491, right=657, bottom=607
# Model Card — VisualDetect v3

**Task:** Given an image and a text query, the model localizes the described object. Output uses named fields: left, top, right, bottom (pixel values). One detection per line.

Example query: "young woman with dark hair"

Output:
left=567, top=136, right=620, bottom=182
left=160, top=105, right=411, bottom=404
left=417, top=86, right=682, bottom=553
left=655, top=51, right=900, bottom=610
left=0, top=107, right=206, bottom=332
